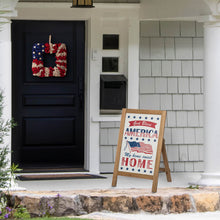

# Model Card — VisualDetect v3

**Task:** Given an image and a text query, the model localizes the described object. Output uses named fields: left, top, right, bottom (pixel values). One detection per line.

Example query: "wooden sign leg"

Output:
left=152, top=141, right=163, bottom=193
left=162, top=139, right=172, bottom=182
left=112, top=171, right=118, bottom=187
left=152, top=171, right=159, bottom=193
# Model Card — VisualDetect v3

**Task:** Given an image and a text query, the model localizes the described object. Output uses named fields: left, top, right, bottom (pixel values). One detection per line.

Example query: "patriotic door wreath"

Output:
left=32, top=37, right=67, bottom=77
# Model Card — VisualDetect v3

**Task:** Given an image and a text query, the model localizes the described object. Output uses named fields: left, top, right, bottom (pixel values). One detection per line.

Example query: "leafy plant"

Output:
left=0, top=92, right=27, bottom=219
left=0, top=147, right=10, bottom=189
left=0, top=92, right=17, bottom=190
left=187, top=184, right=199, bottom=189
left=22, top=218, right=92, bottom=220
left=0, top=205, right=30, bottom=219
left=12, top=205, right=31, bottom=219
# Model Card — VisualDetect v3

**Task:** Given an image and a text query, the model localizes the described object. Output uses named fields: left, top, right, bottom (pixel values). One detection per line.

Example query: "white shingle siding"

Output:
left=180, top=21, right=196, bottom=37
left=172, top=61, right=182, bottom=76
left=173, top=95, right=183, bottom=110
left=140, top=60, right=151, bottom=76
left=140, top=38, right=150, bottom=59
left=184, top=162, right=194, bottom=172
left=195, top=94, right=203, bottom=110
left=168, top=78, right=178, bottom=93
left=162, top=61, right=172, bottom=76
left=165, top=38, right=175, bottom=59
left=150, top=38, right=165, bottom=59
left=108, top=128, right=119, bottom=145
left=140, top=78, right=154, bottom=93
left=100, top=128, right=108, bottom=145
left=140, top=21, right=160, bottom=37
left=160, top=21, right=180, bottom=37
left=167, top=145, right=179, bottom=161
left=140, top=94, right=160, bottom=109
left=155, top=78, right=167, bottom=93
left=196, top=22, right=204, bottom=37
left=167, top=111, right=176, bottom=127
left=100, top=146, right=114, bottom=163
left=194, top=162, right=204, bottom=172
left=179, top=145, right=188, bottom=161
left=139, top=21, right=204, bottom=172
left=182, top=61, right=193, bottom=76
left=176, top=111, right=187, bottom=127
left=152, top=61, right=162, bottom=76
left=161, top=95, right=172, bottom=110
left=99, top=122, right=120, bottom=173
left=175, top=38, right=193, bottom=59
left=193, top=38, right=203, bottom=59
left=178, top=78, right=189, bottom=93
left=174, top=162, right=185, bottom=172
left=99, top=21, right=204, bottom=173
left=193, top=61, right=203, bottom=77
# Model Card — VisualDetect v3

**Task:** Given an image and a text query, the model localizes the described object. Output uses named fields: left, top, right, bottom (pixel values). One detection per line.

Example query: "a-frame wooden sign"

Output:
left=112, top=109, right=171, bottom=193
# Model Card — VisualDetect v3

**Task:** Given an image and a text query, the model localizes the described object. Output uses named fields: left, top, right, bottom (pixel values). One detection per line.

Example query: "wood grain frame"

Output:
left=112, top=108, right=170, bottom=193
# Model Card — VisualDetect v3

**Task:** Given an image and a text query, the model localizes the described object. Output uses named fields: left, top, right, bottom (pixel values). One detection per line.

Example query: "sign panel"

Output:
left=118, top=112, right=161, bottom=176
left=112, top=109, right=170, bottom=193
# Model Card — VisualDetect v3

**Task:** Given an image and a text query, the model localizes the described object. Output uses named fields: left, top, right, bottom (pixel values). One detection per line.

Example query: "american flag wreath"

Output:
left=32, top=42, right=67, bottom=77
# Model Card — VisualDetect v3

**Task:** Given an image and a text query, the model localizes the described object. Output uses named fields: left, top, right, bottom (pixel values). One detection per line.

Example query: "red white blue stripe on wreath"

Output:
left=32, top=42, right=67, bottom=77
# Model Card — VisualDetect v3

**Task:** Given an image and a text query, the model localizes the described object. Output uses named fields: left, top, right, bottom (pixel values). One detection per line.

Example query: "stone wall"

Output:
left=139, top=21, right=204, bottom=172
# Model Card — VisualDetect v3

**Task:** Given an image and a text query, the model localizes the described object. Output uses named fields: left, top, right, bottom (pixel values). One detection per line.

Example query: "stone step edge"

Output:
left=9, top=190, right=220, bottom=217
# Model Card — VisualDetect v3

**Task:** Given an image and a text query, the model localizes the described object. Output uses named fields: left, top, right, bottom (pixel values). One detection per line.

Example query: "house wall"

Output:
left=9, top=2, right=139, bottom=173
left=139, top=21, right=204, bottom=172
left=100, top=21, right=205, bottom=173
left=99, top=122, right=120, bottom=172
left=1, top=1, right=208, bottom=174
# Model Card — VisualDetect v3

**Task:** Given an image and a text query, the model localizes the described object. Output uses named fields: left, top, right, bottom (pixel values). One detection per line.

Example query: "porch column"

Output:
left=0, top=0, right=21, bottom=190
left=0, top=0, right=18, bottom=158
left=196, top=20, right=220, bottom=185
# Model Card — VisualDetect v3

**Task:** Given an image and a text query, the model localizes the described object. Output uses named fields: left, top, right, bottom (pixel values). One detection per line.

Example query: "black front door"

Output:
left=12, top=20, right=85, bottom=171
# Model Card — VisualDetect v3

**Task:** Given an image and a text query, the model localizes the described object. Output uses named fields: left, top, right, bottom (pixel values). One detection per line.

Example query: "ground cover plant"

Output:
left=27, top=218, right=92, bottom=220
